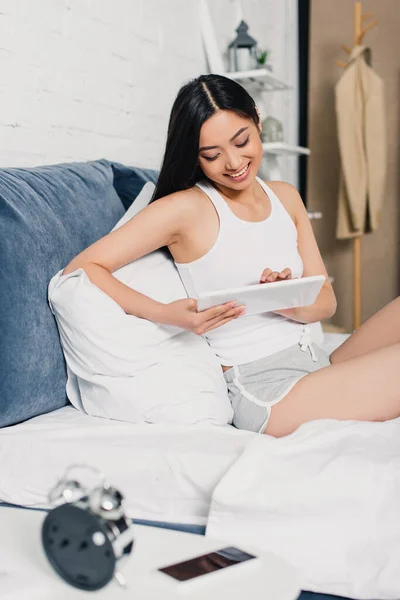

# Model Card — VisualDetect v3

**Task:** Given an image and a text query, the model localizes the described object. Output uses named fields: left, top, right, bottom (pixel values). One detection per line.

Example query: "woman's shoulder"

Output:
left=152, top=186, right=203, bottom=222
left=263, top=179, right=299, bottom=200
left=263, top=180, right=305, bottom=225
left=154, top=185, right=208, bottom=216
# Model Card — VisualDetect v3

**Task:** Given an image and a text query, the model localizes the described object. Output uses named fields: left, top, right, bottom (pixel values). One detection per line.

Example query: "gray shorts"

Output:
left=223, top=342, right=331, bottom=434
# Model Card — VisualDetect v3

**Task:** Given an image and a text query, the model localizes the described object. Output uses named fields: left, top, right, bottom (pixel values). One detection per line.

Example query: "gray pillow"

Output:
left=0, top=159, right=125, bottom=427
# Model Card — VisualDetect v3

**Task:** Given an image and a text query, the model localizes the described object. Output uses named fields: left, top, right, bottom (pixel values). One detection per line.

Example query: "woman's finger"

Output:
left=260, top=268, right=272, bottom=282
left=265, top=271, right=280, bottom=282
left=261, top=269, right=292, bottom=283
left=205, top=311, right=245, bottom=332
left=279, top=268, right=292, bottom=279
left=203, top=305, right=245, bottom=330
left=198, top=301, right=236, bottom=317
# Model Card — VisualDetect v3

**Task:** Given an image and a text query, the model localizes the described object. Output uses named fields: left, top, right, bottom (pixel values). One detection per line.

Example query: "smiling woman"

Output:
left=63, top=73, right=400, bottom=439
left=150, top=74, right=263, bottom=201
left=198, top=113, right=262, bottom=186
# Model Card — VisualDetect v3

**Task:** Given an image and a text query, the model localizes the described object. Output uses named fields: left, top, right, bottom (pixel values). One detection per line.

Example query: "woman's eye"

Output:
left=236, top=137, right=250, bottom=148
left=201, top=137, right=249, bottom=161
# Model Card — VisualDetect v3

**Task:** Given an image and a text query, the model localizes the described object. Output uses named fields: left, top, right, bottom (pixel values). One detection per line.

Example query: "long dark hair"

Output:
left=151, top=74, right=259, bottom=202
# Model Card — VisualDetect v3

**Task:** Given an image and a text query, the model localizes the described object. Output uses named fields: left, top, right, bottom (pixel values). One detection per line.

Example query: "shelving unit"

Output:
left=261, top=142, right=310, bottom=181
left=225, top=68, right=290, bottom=91
left=307, top=211, right=323, bottom=220
left=225, top=71, right=311, bottom=176
left=260, top=143, right=310, bottom=180
left=199, top=0, right=311, bottom=178
left=262, top=142, right=310, bottom=156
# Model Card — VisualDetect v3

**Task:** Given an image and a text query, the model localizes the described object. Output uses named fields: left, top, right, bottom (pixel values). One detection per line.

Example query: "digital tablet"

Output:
left=197, top=275, right=325, bottom=315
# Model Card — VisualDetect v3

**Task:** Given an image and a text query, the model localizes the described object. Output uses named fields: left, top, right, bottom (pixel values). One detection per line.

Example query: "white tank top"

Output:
left=175, top=177, right=307, bottom=366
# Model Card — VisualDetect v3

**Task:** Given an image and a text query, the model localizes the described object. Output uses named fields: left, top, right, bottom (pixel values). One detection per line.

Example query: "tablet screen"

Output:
left=197, top=275, right=325, bottom=315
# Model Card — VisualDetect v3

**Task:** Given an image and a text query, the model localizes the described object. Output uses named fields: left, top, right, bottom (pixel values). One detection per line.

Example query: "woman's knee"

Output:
left=263, top=413, right=302, bottom=438
left=263, top=422, right=295, bottom=438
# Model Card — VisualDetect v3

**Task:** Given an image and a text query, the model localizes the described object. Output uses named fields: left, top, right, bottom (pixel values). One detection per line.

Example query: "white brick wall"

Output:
left=0, top=0, right=298, bottom=179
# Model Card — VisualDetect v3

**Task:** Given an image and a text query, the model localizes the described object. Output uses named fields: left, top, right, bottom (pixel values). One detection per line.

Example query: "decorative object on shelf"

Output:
left=256, top=48, right=271, bottom=70
left=199, top=0, right=289, bottom=91
left=228, top=20, right=258, bottom=72
left=42, top=464, right=134, bottom=591
left=261, top=116, right=284, bottom=143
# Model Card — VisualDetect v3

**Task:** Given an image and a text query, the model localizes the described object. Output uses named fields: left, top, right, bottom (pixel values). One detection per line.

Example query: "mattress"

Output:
left=0, top=333, right=348, bottom=526
left=0, top=406, right=255, bottom=526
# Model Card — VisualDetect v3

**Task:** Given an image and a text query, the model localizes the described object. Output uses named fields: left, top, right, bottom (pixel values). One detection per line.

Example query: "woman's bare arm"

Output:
left=62, top=193, right=192, bottom=321
left=267, top=181, right=337, bottom=324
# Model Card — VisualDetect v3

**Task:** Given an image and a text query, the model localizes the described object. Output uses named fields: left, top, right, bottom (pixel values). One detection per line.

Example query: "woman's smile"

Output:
left=225, top=161, right=251, bottom=182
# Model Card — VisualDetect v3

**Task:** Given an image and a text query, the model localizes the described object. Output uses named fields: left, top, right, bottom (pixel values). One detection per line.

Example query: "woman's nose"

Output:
left=225, top=151, right=242, bottom=171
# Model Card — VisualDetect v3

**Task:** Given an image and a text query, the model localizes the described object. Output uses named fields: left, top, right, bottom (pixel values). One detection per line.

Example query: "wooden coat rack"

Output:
left=337, top=0, right=378, bottom=331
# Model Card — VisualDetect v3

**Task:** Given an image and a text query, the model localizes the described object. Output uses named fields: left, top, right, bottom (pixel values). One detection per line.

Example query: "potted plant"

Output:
left=256, top=48, right=271, bottom=70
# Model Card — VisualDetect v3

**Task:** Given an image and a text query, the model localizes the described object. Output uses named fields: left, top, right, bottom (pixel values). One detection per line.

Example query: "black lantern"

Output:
left=228, top=20, right=258, bottom=72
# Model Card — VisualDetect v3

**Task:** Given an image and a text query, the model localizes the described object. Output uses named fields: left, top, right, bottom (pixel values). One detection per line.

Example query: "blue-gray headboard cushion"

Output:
left=0, top=159, right=126, bottom=427
left=111, top=162, right=159, bottom=211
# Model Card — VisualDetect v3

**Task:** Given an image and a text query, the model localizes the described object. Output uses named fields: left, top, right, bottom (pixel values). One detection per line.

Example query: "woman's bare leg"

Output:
left=265, top=342, right=400, bottom=438
left=331, top=296, right=400, bottom=365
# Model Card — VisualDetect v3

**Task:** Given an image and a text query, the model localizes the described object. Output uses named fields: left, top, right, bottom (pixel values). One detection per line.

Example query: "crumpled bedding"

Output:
left=206, top=416, right=400, bottom=599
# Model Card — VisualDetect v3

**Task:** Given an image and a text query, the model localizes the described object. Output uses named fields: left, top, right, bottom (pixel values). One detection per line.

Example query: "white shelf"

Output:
left=262, top=142, right=310, bottom=156
left=225, top=68, right=289, bottom=91
left=308, top=211, right=323, bottom=220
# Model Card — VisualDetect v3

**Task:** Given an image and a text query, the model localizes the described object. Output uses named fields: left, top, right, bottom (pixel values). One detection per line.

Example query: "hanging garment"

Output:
left=335, top=45, right=386, bottom=239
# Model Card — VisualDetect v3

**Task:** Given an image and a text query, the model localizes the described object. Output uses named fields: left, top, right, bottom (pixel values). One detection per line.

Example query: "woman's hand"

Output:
left=260, top=268, right=293, bottom=283
left=159, top=299, right=245, bottom=335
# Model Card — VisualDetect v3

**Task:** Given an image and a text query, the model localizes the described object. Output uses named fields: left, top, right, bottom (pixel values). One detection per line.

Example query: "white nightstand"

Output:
left=1, top=506, right=301, bottom=599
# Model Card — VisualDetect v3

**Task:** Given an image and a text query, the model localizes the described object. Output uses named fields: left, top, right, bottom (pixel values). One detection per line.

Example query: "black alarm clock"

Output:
left=41, top=465, right=134, bottom=591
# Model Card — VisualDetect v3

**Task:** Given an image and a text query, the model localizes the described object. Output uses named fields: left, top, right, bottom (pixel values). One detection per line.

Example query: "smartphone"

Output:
left=157, top=546, right=258, bottom=585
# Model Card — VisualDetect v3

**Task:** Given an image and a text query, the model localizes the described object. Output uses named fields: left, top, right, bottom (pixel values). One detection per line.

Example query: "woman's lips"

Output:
left=225, top=162, right=251, bottom=182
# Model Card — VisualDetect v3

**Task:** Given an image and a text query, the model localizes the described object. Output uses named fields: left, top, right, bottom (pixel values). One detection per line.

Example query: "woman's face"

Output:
left=198, top=109, right=263, bottom=190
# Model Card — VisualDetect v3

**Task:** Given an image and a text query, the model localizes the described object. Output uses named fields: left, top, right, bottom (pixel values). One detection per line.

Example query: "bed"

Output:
left=2, top=332, right=400, bottom=600
left=7, top=160, right=392, bottom=598
left=0, top=333, right=349, bottom=527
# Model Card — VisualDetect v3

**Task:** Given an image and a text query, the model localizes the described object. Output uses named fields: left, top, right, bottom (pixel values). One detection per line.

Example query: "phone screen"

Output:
left=158, top=546, right=257, bottom=582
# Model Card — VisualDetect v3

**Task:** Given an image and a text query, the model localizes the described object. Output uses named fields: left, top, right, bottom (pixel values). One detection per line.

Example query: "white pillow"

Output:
left=112, top=181, right=155, bottom=227
left=48, top=182, right=233, bottom=426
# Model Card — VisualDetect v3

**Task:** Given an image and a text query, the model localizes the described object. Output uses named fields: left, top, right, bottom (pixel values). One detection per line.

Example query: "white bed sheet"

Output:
left=0, top=333, right=348, bottom=526
left=207, top=417, right=400, bottom=599
left=0, top=406, right=254, bottom=525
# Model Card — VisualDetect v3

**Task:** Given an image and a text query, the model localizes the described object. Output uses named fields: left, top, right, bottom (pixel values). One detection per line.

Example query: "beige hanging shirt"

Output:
left=335, top=45, right=386, bottom=239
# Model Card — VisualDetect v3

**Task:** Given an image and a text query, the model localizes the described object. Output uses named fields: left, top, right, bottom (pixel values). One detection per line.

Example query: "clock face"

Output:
left=42, top=504, right=116, bottom=591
